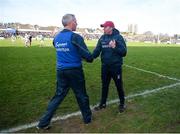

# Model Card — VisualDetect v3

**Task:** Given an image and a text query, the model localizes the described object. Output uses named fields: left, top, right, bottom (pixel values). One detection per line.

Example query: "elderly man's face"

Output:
left=103, top=26, right=113, bottom=35
left=71, top=18, right=77, bottom=31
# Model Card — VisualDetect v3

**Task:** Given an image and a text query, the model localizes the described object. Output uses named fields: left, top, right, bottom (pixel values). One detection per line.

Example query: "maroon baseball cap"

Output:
left=100, top=21, right=115, bottom=28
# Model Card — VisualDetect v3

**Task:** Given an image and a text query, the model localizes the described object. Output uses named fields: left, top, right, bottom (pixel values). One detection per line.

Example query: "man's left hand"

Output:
left=109, top=40, right=116, bottom=48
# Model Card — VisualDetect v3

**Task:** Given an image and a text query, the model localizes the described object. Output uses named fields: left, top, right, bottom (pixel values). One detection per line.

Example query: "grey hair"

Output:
left=62, top=14, right=75, bottom=27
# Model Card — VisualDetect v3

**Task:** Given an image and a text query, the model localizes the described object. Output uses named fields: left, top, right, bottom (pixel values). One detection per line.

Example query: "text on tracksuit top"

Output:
left=53, top=29, right=93, bottom=70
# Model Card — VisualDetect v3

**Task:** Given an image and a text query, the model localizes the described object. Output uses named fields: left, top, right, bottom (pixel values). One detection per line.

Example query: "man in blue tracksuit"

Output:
left=37, top=14, right=93, bottom=129
left=93, top=21, right=127, bottom=112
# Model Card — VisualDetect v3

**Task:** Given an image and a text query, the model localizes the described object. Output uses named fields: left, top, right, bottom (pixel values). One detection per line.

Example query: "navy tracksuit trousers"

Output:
left=38, top=67, right=91, bottom=127
left=100, top=64, right=125, bottom=106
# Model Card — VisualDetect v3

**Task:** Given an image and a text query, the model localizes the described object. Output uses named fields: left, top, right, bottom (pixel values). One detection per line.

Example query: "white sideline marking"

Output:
left=106, top=82, right=180, bottom=105
left=124, top=64, right=180, bottom=82
left=1, top=82, right=180, bottom=133
left=1, top=65, right=180, bottom=133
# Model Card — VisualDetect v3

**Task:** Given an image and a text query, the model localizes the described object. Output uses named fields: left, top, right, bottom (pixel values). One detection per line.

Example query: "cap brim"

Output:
left=100, top=24, right=104, bottom=27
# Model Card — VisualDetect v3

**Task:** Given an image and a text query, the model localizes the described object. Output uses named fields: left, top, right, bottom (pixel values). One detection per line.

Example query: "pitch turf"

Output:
left=0, top=39, right=180, bottom=132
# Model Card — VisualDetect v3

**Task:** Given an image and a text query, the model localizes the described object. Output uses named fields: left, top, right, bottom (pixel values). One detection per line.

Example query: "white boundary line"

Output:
left=106, top=82, right=180, bottom=105
left=1, top=65, right=180, bottom=133
left=124, top=64, right=180, bottom=82
left=1, top=82, right=180, bottom=133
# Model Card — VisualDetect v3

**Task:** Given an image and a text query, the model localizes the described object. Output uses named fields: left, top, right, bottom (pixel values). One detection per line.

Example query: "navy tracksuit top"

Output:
left=93, top=28, right=127, bottom=66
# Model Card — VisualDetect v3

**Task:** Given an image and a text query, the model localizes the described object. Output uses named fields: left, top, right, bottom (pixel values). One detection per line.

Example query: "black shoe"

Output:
left=84, top=120, right=91, bottom=126
left=94, top=104, right=106, bottom=111
left=119, top=105, right=126, bottom=113
left=36, top=125, right=51, bottom=130
left=84, top=117, right=92, bottom=125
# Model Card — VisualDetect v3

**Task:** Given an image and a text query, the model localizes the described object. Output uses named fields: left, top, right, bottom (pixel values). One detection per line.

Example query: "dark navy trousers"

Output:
left=100, top=64, right=125, bottom=106
left=38, top=67, right=92, bottom=127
